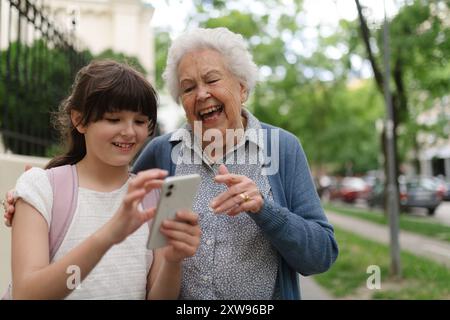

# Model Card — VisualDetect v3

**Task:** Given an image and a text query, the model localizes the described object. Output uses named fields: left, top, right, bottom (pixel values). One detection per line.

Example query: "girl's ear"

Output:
left=71, top=110, right=87, bottom=134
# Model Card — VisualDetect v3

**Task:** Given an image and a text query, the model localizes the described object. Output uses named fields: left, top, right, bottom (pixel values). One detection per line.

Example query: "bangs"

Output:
left=84, top=64, right=158, bottom=128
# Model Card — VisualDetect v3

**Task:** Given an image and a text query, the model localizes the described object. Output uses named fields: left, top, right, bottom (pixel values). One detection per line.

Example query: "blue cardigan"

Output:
left=132, top=123, right=339, bottom=299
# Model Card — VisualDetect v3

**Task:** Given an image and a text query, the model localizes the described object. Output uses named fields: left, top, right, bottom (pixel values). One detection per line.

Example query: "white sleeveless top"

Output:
left=14, top=168, right=153, bottom=300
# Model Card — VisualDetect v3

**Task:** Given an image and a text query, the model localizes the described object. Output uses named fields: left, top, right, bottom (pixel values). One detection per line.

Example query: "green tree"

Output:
left=354, top=0, right=450, bottom=172
left=154, top=30, right=171, bottom=90
left=0, top=41, right=150, bottom=157
left=95, top=49, right=146, bottom=75
left=1, top=40, right=89, bottom=156
left=182, top=0, right=385, bottom=174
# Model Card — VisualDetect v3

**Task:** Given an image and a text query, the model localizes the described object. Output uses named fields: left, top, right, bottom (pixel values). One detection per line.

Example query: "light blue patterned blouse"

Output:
left=169, top=109, right=279, bottom=299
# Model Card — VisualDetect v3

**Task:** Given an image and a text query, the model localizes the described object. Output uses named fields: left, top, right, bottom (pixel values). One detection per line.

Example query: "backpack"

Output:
left=2, top=164, right=158, bottom=299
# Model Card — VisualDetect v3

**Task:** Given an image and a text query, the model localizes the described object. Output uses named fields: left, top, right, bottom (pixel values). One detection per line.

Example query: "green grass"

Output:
left=314, top=227, right=450, bottom=299
left=324, top=203, right=450, bottom=242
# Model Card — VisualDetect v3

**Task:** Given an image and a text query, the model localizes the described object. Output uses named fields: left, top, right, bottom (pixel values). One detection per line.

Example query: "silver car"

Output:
left=368, top=177, right=442, bottom=215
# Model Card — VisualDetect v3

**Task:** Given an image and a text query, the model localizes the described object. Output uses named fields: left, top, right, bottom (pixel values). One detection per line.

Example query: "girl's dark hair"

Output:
left=46, top=59, right=158, bottom=169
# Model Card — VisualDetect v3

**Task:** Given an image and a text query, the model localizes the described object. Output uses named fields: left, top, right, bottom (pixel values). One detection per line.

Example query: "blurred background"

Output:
left=0, top=0, right=449, bottom=299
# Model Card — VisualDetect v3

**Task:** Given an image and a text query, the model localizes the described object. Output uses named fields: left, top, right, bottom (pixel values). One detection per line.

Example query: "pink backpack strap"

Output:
left=46, top=164, right=79, bottom=259
left=142, top=189, right=160, bottom=210
left=142, top=189, right=160, bottom=233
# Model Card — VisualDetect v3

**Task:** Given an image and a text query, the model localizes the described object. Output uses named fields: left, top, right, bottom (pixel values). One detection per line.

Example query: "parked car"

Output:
left=315, top=175, right=338, bottom=202
left=334, top=177, right=371, bottom=203
left=368, top=177, right=443, bottom=215
left=431, top=177, right=450, bottom=201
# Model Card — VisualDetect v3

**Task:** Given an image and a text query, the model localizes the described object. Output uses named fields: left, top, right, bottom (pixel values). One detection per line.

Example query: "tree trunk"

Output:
left=355, top=0, right=405, bottom=213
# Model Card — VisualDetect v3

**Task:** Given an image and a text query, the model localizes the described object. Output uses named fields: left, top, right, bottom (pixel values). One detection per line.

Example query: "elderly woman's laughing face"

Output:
left=177, top=49, right=248, bottom=142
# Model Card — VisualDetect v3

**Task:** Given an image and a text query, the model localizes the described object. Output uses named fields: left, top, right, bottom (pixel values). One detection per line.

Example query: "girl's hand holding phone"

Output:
left=160, top=210, right=201, bottom=263
left=106, top=169, right=168, bottom=245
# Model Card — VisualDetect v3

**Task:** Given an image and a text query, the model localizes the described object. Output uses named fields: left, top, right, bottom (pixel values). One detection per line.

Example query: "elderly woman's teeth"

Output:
left=199, top=105, right=223, bottom=120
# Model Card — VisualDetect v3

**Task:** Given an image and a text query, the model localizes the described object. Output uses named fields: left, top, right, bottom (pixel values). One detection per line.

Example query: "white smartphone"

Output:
left=147, top=174, right=201, bottom=249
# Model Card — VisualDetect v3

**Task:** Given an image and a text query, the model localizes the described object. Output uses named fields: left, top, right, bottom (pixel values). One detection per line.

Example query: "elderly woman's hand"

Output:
left=3, top=190, right=16, bottom=227
left=210, top=164, right=264, bottom=216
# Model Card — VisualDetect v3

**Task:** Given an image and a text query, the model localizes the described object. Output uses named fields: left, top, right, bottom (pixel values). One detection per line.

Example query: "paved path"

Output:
left=299, top=275, right=333, bottom=300
left=299, top=209, right=450, bottom=300
left=327, top=210, right=450, bottom=267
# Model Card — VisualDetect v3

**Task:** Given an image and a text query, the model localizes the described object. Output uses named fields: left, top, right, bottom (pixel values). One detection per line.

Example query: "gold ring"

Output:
left=239, top=193, right=250, bottom=203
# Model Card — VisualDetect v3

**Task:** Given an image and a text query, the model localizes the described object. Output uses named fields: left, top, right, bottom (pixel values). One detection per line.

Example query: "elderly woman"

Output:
left=132, top=27, right=338, bottom=299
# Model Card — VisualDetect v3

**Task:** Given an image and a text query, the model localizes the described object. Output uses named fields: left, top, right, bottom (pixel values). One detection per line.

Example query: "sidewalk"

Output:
left=326, top=210, right=450, bottom=267
left=299, top=275, right=333, bottom=300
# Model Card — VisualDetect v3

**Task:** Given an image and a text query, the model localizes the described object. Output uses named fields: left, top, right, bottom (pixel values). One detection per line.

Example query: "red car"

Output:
left=337, top=177, right=371, bottom=203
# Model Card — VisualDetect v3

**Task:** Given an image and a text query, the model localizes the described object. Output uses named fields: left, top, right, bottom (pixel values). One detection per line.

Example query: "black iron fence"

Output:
left=0, top=0, right=89, bottom=156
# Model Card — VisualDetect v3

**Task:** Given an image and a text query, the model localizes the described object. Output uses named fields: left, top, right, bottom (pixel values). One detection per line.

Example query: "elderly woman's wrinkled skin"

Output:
left=178, top=49, right=248, bottom=146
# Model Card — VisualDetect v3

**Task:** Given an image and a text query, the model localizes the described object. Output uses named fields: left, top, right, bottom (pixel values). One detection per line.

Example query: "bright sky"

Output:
left=149, top=0, right=399, bottom=34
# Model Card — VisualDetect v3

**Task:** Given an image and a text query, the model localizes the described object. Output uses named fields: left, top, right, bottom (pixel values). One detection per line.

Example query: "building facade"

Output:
left=46, top=0, right=155, bottom=81
left=417, top=97, right=450, bottom=178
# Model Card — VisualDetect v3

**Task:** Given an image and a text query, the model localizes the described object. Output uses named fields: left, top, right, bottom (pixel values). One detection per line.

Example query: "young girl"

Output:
left=10, top=60, right=201, bottom=299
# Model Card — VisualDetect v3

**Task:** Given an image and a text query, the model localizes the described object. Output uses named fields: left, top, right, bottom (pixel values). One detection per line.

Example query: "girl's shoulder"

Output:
left=14, top=167, right=53, bottom=226
left=16, top=167, right=49, bottom=186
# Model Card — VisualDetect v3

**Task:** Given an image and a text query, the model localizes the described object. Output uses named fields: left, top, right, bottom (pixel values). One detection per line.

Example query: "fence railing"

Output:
left=0, top=0, right=89, bottom=156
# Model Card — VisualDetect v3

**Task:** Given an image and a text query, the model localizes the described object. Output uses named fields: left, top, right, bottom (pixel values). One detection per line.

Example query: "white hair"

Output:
left=162, top=27, right=258, bottom=103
